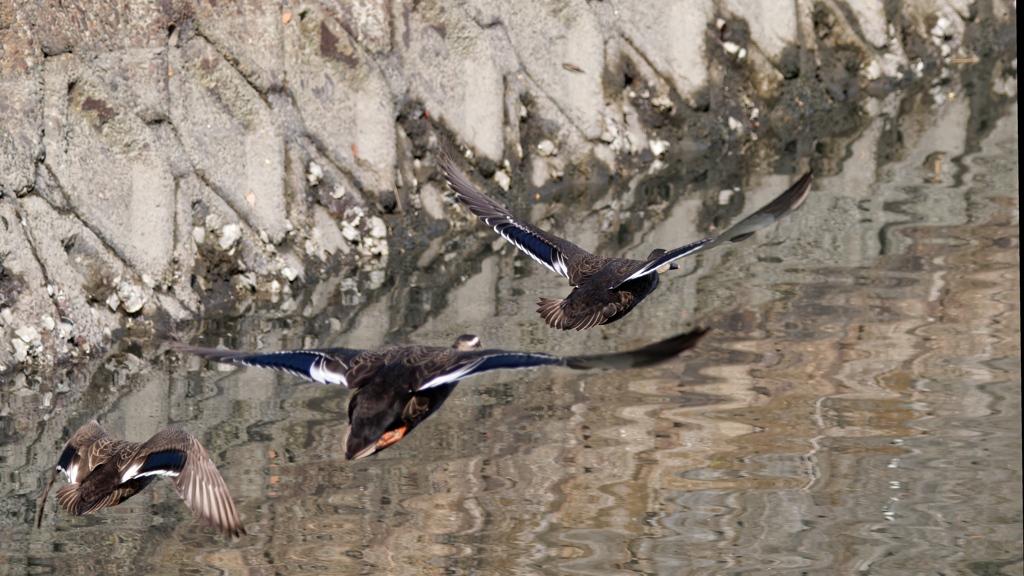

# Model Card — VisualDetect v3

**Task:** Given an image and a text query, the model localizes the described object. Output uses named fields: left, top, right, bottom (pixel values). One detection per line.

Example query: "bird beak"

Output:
left=669, top=263, right=679, bottom=270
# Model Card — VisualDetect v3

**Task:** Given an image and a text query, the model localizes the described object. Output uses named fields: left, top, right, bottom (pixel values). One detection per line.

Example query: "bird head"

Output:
left=453, top=335, right=482, bottom=350
left=647, top=249, right=679, bottom=274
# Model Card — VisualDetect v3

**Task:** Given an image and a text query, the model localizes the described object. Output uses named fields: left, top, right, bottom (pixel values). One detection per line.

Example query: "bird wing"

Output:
left=163, top=338, right=368, bottom=387
left=414, top=327, right=707, bottom=390
left=438, top=150, right=599, bottom=286
left=564, top=327, right=710, bottom=370
left=613, top=170, right=814, bottom=286
left=415, top=349, right=567, bottom=391
left=164, top=427, right=246, bottom=538
left=37, top=421, right=119, bottom=527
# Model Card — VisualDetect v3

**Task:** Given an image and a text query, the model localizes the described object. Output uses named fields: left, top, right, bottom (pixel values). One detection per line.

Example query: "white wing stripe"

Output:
left=121, top=463, right=142, bottom=484
left=135, top=469, right=180, bottom=478
left=60, top=462, right=79, bottom=483
left=309, top=357, right=348, bottom=386
left=620, top=243, right=710, bottom=283
left=496, top=226, right=568, bottom=279
left=419, top=358, right=487, bottom=391
left=553, top=252, right=569, bottom=279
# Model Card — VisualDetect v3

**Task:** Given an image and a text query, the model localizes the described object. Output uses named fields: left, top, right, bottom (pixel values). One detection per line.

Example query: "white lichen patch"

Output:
left=649, top=139, right=670, bottom=157
left=537, top=139, right=557, bottom=157
left=15, top=325, right=40, bottom=343
left=368, top=216, right=387, bottom=239
left=307, top=161, right=324, bottom=185
left=116, top=282, right=146, bottom=313
left=218, top=223, right=242, bottom=250
left=493, top=170, right=511, bottom=192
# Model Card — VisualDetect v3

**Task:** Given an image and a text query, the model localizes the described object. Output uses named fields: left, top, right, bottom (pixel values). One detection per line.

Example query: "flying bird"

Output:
left=164, top=328, right=708, bottom=460
left=438, top=150, right=813, bottom=330
left=36, top=421, right=245, bottom=538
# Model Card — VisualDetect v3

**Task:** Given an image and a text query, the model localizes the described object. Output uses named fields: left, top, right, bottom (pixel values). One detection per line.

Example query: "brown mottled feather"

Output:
left=439, top=144, right=813, bottom=329
left=168, top=330, right=709, bottom=460
left=36, top=422, right=245, bottom=538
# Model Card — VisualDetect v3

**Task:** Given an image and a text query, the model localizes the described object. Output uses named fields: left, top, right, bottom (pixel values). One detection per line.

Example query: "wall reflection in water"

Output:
left=2, top=99, right=1018, bottom=575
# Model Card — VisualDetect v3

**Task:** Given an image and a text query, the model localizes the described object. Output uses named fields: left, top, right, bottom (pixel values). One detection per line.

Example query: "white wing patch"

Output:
left=120, top=464, right=141, bottom=484
left=495, top=224, right=569, bottom=280
left=619, top=241, right=713, bottom=284
left=552, top=251, right=569, bottom=279
left=59, top=461, right=79, bottom=483
left=134, top=469, right=180, bottom=479
left=419, top=358, right=487, bottom=391
left=620, top=267, right=659, bottom=284
left=309, top=357, right=348, bottom=386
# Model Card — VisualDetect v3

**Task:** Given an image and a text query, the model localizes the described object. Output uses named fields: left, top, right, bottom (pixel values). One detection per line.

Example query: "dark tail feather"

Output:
left=537, top=298, right=569, bottom=330
left=565, top=328, right=709, bottom=370
left=36, top=466, right=61, bottom=528
left=55, top=483, right=85, bottom=515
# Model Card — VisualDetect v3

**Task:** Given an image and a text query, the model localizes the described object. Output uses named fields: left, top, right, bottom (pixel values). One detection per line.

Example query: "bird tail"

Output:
left=537, top=299, right=570, bottom=330
left=55, top=483, right=86, bottom=516
left=537, top=299, right=607, bottom=331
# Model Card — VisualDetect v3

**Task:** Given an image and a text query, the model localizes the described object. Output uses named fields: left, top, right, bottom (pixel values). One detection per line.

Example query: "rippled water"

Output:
left=2, top=94, right=1019, bottom=574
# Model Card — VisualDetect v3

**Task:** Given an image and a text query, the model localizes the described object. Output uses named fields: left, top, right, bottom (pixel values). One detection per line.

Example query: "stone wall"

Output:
left=0, top=0, right=1016, bottom=375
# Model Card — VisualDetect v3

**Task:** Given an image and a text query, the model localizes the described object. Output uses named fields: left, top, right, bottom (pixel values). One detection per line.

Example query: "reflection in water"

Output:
left=440, top=150, right=814, bottom=331
left=1, top=103, right=1019, bottom=573
left=164, top=329, right=707, bottom=460
left=36, top=421, right=245, bottom=538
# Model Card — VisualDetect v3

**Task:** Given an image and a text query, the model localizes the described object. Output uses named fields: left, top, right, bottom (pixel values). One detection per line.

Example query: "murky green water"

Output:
left=2, top=93, right=1019, bottom=574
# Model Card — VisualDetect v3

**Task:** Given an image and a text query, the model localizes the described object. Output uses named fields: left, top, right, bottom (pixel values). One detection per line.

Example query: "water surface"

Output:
left=1, top=97, right=1019, bottom=574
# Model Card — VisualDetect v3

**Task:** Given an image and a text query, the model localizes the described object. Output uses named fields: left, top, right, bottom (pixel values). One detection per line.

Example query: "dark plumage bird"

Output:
left=164, top=328, right=708, bottom=460
left=36, top=421, right=245, bottom=538
left=438, top=150, right=814, bottom=330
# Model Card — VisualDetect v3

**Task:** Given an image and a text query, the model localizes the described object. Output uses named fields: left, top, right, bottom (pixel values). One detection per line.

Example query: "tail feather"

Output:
left=537, top=298, right=608, bottom=331
left=55, top=484, right=85, bottom=516
left=537, top=299, right=569, bottom=330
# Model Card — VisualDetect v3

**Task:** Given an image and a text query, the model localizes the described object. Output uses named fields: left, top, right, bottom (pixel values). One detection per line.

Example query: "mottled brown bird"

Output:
left=438, top=150, right=813, bottom=330
left=36, top=421, right=245, bottom=538
left=165, top=328, right=708, bottom=460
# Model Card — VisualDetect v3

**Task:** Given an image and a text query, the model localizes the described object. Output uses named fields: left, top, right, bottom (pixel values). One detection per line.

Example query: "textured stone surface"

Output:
left=170, top=34, right=289, bottom=243
left=40, top=54, right=177, bottom=281
left=284, top=4, right=396, bottom=194
left=604, top=0, right=711, bottom=101
left=0, top=2, right=42, bottom=197
left=396, top=0, right=505, bottom=161
left=0, top=0, right=1012, bottom=374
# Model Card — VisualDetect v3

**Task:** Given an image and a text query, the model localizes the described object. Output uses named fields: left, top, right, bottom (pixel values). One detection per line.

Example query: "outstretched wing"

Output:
left=160, top=428, right=246, bottom=538
left=564, top=327, right=709, bottom=370
left=416, top=327, right=709, bottom=390
left=438, top=150, right=598, bottom=286
left=614, top=170, right=814, bottom=287
left=164, top=338, right=367, bottom=387
left=416, top=349, right=567, bottom=391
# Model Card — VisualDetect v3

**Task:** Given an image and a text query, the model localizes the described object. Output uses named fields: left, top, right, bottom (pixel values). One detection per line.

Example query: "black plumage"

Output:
left=165, top=328, right=708, bottom=459
left=36, top=421, right=245, bottom=538
left=438, top=149, right=814, bottom=330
